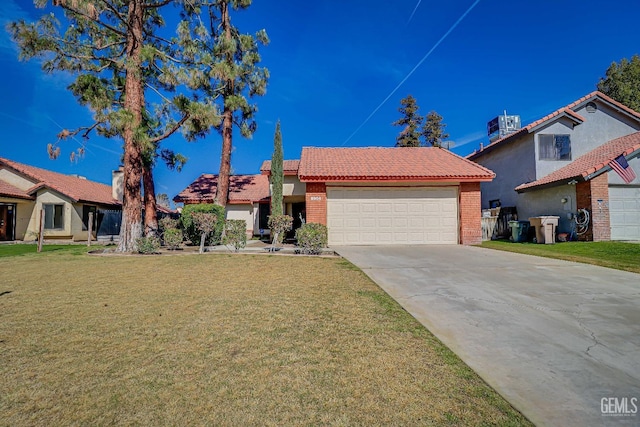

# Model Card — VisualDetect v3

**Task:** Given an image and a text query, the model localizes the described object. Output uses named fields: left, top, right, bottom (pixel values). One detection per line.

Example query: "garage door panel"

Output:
left=609, top=186, right=640, bottom=241
left=327, top=187, right=458, bottom=245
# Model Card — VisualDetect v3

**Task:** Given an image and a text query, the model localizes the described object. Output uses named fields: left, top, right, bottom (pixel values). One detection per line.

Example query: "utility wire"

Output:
left=341, top=0, right=482, bottom=146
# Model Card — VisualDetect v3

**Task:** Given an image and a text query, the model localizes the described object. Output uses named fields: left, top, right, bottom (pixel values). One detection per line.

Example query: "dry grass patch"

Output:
left=0, top=250, right=531, bottom=426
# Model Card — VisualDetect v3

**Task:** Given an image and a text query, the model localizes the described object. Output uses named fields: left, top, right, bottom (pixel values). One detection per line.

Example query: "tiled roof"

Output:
left=260, top=160, right=300, bottom=175
left=515, top=131, right=640, bottom=192
left=0, top=180, right=33, bottom=200
left=0, top=157, right=119, bottom=206
left=174, top=174, right=270, bottom=204
left=469, top=91, right=640, bottom=160
left=299, top=147, right=495, bottom=182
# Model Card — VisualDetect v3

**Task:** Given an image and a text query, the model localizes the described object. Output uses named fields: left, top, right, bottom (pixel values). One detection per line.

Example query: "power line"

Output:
left=341, top=0, right=482, bottom=146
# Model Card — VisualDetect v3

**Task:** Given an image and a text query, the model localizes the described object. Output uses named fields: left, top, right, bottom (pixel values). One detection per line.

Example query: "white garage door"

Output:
left=327, top=187, right=458, bottom=245
left=609, top=186, right=640, bottom=241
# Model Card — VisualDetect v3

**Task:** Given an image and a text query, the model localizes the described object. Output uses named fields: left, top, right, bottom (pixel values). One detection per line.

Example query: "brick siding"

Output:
left=576, top=174, right=610, bottom=241
left=305, top=182, right=327, bottom=225
left=459, top=182, right=482, bottom=245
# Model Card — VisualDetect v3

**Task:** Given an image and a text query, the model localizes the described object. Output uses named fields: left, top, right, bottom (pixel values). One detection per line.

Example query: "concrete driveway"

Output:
left=335, top=245, right=640, bottom=427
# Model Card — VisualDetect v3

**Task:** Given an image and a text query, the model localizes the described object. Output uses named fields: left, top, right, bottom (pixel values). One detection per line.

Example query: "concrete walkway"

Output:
left=335, top=245, right=640, bottom=427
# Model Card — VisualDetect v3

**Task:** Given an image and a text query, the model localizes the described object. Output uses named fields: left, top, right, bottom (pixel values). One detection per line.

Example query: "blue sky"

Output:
left=1, top=0, right=639, bottom=205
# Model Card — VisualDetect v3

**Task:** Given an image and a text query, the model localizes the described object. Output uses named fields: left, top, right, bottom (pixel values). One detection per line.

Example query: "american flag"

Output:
left=609, top=155, right=637, bottom=184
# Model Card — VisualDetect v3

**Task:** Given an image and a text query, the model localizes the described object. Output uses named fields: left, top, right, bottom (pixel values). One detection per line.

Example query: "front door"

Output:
left=0, top=205, right=15, bottom=241
left=287, top=202, right=306, bottom=239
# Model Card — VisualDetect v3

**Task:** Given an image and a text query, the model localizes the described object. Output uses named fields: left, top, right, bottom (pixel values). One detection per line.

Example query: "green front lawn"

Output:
left=0, top=247, right=531, bottom=426
left=0, top=243, right=106, bottom=258
left=481, top=240, right=640, bottom=273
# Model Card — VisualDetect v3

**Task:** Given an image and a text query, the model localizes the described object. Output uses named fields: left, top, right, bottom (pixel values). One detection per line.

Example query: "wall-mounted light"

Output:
left=561, top=197, right=568, bottom=204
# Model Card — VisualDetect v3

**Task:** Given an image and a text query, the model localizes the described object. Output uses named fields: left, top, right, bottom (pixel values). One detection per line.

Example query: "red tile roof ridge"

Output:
left=468, top=91, right=640, bottom=160
left=299, top=146, right=495, bottom=182
left=515, top=131, right=640, bottom=191
left=260, top=159, right=300, bottom=175
left=0, top=180, right=34, bottom=200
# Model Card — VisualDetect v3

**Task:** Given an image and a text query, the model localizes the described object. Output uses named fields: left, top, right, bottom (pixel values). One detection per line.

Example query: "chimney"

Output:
left=112, top=166, right=124, bottom=202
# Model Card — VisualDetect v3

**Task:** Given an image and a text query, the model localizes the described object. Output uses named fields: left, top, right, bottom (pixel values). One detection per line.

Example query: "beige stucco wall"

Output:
left=27, top=189, right=74, bottom=238
left=282, top=176, right=306, bottom=197
left=226, top=203, right=258, bottom=235
left=0, top=168, right=36, bottom=190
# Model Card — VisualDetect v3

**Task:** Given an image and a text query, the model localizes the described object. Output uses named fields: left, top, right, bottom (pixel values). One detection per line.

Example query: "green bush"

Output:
left=159, top=216, right=179, bottom=231
left=223, top=219, right=247, bottom=252
left=163, top=228, right=183, bottom=250
left=295, top=223, right=328, bottom=255
left=180, top=204, right=225, bottom=246
left=136, top=236, right=161, bottom=254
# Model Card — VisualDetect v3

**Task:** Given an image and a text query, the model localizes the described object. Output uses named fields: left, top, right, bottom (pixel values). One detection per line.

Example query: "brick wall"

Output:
left=459, top=182, right=482, bottom=245
left=305, top=182, right=327, bottom=225
left=576, top=174, right=610, bottom=241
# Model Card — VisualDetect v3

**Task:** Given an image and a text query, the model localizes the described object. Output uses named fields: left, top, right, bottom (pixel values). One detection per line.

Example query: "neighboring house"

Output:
left=177, top=147, right=495, bottom=245
left=468, top=91, right=640, bottom=241
left=173, top=174, right=270, bottom=236
left=0, top=157, right=122, bottom=242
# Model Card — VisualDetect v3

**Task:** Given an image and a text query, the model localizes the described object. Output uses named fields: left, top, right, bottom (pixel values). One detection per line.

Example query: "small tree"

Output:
left=422, top=111, right=449, bottom=148
left=270, top=121, right=284, bottom=218
left=393, top=95, right=423, bottom=147
left=597, top=55, right=640, bottom=112
left=223, top=219, right=247, bottom=252
left=192, top=213, right=218, bottom=254
left=267, top=214, right=292, bottom=252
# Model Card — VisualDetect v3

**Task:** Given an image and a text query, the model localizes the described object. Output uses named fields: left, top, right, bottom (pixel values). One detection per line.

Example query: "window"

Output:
left=539, top=134, right=571, bottom=160
left=44, top=204, right=64, bottom=230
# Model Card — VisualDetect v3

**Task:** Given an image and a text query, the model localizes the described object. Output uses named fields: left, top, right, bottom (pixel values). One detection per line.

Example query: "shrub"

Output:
left=159, top=216, right=179, bottom=231
left=223, top=219, right=247, bottom=252
left=268, top=214, right=293, bottom=249
left=136, top=235, right=160, bottom=254
left=180, top=204, right=225, bottom=246
left=163, top=228, right=183, bottom=250
left=295, top=223, right=328, bottom=255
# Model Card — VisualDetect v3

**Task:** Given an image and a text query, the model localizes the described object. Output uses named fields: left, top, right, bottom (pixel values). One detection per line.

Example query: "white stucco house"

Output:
left=468, top=91, right=640, bottom=241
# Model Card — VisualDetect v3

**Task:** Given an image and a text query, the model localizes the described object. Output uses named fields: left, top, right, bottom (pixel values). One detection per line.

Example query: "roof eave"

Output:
left=299, top=176, right=494, bottom=183
left=515, top=176, right=585, bottom=193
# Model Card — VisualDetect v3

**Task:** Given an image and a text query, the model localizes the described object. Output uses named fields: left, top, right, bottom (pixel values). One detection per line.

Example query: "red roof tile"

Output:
left=0, top=180, right=33, bottom=200
left=516, top=131, right=640, bottom=192
left=174, top=174, right=270, bottom=204
left=469, top=91, right=640, bottom=160
left=0, top=157, right=119, bottom=206
left=299, top=147, right=495, bottom=182
left=260, top=160, right=300, bottom=176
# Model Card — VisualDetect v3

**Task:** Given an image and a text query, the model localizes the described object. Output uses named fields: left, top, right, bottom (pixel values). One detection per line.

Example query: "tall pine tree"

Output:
left=270, top=120, right=283, bottom=218
left=422, top=111, right=449, bottom=148
left=9, top=0, right=221, bottom=252
left=393, top=95, right=423, bottom=147
left=206, top=0, right=269, bottom=207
